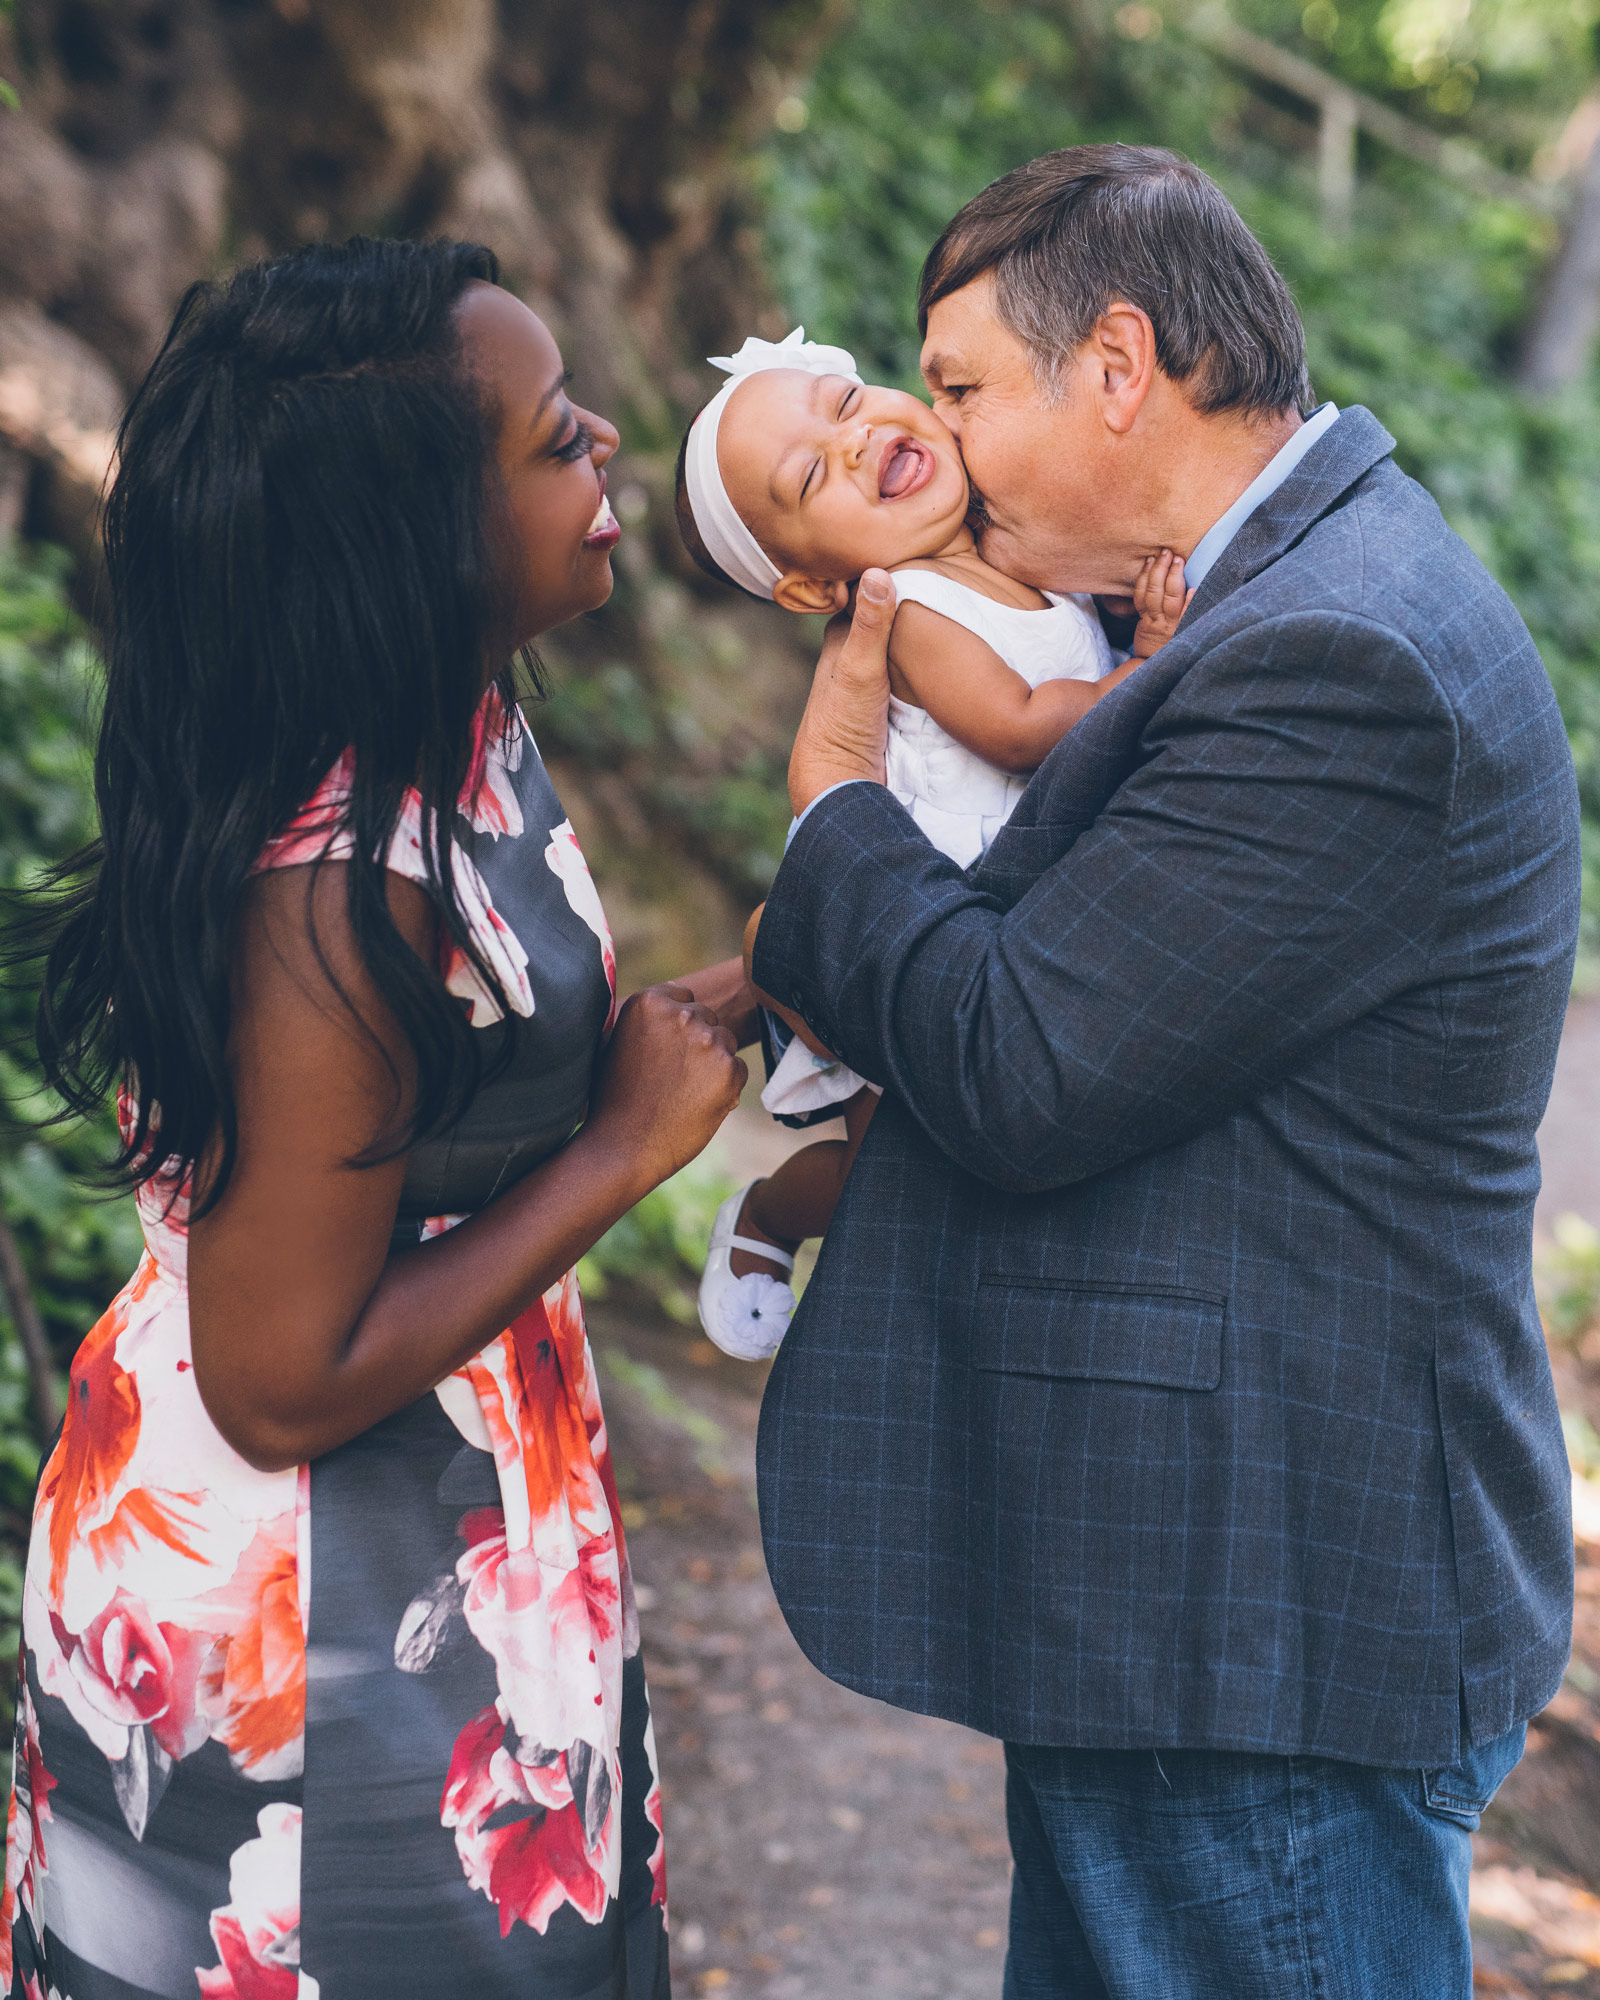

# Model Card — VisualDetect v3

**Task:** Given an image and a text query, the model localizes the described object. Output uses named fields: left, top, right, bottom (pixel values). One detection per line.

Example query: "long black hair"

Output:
left=22, top=236, right=526, bottom=1211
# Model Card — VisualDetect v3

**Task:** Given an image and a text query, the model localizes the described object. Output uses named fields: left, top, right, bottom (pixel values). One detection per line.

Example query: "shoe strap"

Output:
left=728, top=1234, right=796, bottom=1273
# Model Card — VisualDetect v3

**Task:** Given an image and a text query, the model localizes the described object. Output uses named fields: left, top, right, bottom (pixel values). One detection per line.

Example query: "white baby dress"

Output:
left=762, top=566, right=1115, bottom=1118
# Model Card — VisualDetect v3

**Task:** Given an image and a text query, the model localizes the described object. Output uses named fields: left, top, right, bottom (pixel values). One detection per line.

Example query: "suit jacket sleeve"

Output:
left=751, top=610, right=1459, bottom=1194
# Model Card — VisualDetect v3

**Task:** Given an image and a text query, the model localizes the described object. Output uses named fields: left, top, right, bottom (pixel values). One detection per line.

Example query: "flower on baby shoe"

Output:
left=713, top=1274, right=796, bottom=1364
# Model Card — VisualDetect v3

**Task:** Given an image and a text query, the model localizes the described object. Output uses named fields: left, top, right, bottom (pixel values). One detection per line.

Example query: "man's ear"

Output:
left=1088, top=302, right=1157, bottom=436
left=773, top=573, right=851, bottom=615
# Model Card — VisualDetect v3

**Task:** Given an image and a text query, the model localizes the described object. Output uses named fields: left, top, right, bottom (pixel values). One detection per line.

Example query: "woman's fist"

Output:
left=587, top=984, right=747, bottom=1188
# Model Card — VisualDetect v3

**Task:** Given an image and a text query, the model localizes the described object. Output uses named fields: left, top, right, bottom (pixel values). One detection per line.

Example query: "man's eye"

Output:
left=554, top=420, right=595, bottom=463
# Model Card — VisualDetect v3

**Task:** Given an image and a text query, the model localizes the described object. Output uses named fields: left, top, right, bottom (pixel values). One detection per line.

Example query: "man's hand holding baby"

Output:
left=787, top=568, right=895, bottom=817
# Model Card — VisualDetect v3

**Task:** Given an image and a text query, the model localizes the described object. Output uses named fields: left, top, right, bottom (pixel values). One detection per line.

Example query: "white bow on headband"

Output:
left=685, top=327, right=862, bottom=601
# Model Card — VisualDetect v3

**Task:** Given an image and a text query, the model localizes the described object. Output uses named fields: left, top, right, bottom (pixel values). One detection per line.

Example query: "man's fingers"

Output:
left=788, top=567, right=892, bottom=813
left=835, top=568, right=896, bottom=681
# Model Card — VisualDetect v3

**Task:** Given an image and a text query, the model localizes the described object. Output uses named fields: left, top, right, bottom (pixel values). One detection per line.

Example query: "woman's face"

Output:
left=455, top=282, right=621, bottom=647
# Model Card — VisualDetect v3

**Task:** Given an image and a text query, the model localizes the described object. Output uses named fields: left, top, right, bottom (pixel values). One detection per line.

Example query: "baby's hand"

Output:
left=1131, top=549, right=1194, bottom=660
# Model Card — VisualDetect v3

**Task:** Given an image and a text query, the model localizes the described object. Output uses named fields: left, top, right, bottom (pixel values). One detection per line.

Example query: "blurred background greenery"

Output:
left=3, top=0, right=1600, bottom=1733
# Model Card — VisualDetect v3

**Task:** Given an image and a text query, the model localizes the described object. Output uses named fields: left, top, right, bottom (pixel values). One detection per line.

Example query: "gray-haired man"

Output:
left=752, top=146, right=1580, bottom=1993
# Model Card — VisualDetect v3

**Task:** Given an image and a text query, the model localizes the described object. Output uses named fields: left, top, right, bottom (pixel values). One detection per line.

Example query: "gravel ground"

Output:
left=587, top=995, right=1600, bottom=1999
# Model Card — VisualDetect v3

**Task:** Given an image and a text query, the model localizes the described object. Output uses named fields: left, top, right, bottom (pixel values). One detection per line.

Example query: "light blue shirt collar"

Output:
left=1184, top=401, right=1340, bottom=592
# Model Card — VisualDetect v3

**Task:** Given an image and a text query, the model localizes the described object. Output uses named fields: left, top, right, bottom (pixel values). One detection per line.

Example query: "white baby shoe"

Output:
left=698, top=1184, right=797, bottom=1362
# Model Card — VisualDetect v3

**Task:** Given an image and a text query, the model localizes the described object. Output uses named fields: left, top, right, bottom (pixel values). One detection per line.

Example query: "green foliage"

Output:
left=764, top=0, right=1600, bottom=973
left=578, top=1155, right=738, bottom=1324
left=598, top=1350, right=732, bottom=1482
left=1541, top=1211, right=1600, bottom=1344
left=0, top=543, right=140, bottom=1721
left=0, top=545, right=142, bottom=1375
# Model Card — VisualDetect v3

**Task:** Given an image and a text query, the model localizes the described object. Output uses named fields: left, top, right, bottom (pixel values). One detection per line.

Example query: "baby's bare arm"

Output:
left=889, top=602, right=1140, bottom=775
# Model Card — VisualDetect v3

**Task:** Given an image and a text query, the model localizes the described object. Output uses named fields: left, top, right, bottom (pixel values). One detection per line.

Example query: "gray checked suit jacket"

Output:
left=750, top=406, right=1582, bottom=1766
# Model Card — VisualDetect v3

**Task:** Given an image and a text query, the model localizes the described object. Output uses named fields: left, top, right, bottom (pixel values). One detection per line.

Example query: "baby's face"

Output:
left=716, top=369, right=969, bottom=605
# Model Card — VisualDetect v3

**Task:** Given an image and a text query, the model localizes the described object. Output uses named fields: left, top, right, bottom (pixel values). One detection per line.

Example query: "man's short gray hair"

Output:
left=919, top=145, right=1312, bottom=418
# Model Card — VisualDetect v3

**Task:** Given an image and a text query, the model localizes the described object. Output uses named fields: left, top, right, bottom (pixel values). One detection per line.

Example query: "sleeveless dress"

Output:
left=2, top=691, right=670, bottom=2000
left=760, top=567, right=1115, bottom=1119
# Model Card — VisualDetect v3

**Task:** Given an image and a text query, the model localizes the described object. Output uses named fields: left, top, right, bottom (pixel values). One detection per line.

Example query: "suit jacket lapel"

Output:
left=969, top=408, right=1400, bottom=909
left=1183, top=404, right=1396, bottom=623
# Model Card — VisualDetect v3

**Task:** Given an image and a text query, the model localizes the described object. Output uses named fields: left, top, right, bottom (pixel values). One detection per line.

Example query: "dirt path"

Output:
left=1537, top=996, right=1600, bottom=1238
left=594, top=1309, right=1013, bottom=1998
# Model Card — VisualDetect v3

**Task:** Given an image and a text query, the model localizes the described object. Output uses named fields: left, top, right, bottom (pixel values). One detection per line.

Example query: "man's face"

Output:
left=920, top=273, right=1135, bottom=595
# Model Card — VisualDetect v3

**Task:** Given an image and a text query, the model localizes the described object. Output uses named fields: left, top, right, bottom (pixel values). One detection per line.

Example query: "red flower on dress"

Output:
left=196, top=1803, right=308, bottom=2000
left=0, top=1676, right=57, bottom=1988
left=68, top=1590, right=211, bottom=1760
left=642, top=1710, right=668, bottom=1920
left=193, top=1518, right=307, bottom=1781
left=43, top=1298, right=143, bottom=1608
left=440, top=1702, right=611, bottom=1939
left=460, top=686, right=525, bottom=841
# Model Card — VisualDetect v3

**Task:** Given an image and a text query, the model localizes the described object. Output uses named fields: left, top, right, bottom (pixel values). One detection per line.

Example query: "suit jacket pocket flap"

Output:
left=974, top=1279, right=1225, bottom=1390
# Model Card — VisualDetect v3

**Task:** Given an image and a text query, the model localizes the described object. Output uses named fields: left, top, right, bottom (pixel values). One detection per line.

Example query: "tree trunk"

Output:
left=0, top=0, right=848, bottom=974
left=0, top=1214, right=59, bottom=1442
left=1521, top=123, right=1600, bottom=392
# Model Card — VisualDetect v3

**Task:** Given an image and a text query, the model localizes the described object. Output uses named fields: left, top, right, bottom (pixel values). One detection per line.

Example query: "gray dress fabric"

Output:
left=6, top=708, right=670, bottom=2000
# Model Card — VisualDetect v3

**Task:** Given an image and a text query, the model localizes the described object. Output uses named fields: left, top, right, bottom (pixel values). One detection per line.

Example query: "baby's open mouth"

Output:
left=877, top=436, right=935, bottom=501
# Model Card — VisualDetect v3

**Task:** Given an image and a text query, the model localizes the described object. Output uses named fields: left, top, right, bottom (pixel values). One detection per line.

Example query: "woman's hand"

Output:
left=190, top=879, right=743, bottom=1474
left=585, top=984, right=747, bottom=1186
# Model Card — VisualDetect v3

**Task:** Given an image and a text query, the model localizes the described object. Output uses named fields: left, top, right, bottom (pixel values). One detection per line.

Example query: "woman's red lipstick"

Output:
left=583, top=474, right=620, bottom=551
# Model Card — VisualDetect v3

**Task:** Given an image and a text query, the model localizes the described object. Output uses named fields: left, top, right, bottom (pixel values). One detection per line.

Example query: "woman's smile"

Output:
left=584, top=474, right=621, bottom=550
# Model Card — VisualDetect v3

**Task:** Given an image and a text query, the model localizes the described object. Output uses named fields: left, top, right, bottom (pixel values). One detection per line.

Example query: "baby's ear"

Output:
left=774, top=573, right=851, bottom=616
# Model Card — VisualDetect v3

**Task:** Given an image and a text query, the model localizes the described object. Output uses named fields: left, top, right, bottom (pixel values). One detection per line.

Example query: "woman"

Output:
left=3, top=238, right=751, bottom=2000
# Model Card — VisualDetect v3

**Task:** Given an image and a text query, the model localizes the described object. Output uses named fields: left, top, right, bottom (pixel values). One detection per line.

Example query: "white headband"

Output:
left=684, top=327, right=862, bottom=600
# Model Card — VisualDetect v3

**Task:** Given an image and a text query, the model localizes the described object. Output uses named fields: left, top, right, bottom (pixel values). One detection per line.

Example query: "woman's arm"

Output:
left=888, top=602, right=1140, bottom=775
left=188, top=861, right=744, bottom=1472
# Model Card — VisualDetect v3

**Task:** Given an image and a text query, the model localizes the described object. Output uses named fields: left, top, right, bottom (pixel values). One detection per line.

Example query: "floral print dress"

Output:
left=3, top=696, right=669, bottom=2000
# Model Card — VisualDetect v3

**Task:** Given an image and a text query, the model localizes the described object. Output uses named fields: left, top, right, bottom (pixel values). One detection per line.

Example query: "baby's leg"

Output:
left=731, top=1088, right=878, bottom=1278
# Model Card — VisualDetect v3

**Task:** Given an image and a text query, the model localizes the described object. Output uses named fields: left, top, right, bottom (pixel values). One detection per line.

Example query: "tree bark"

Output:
left=1521, top=123, right=1600, bottom=392
left=0, top=0, right=849, bottom=973
left=0, top=1213, right=60, bottom=1442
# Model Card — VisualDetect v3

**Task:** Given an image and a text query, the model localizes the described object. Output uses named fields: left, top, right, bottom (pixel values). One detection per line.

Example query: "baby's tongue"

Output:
left=879, top=444, right=922, bottom=498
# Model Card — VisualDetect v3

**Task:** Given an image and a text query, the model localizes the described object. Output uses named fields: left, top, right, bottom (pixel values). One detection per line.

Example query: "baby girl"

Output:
left=674, top=329, right=1189, bottom=1360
